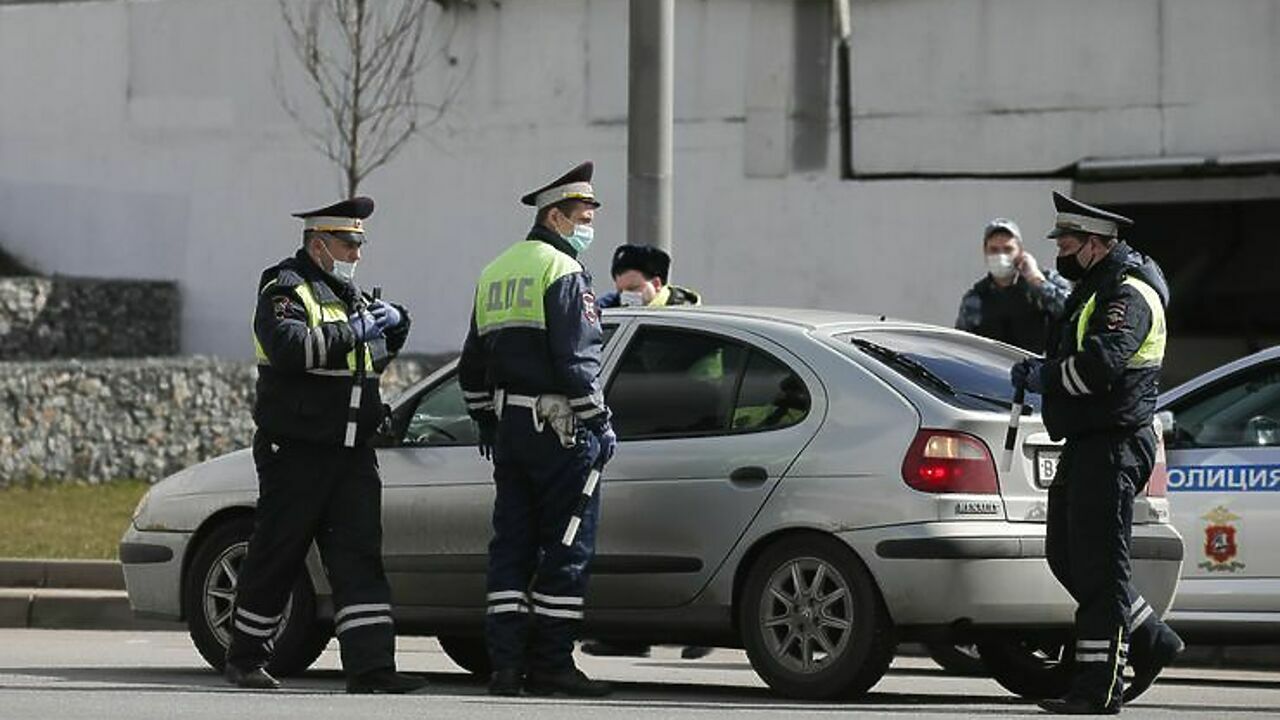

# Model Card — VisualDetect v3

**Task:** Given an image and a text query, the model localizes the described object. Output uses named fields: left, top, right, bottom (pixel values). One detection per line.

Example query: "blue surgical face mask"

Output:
left=317, top=236, right=358, bottom=284
left=563, top=223, right=594, bottom=255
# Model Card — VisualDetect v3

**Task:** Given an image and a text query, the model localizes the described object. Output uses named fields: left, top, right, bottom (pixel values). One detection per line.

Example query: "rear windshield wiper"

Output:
left=850, top=337, right=1015, bottom=411
left=851, top=338, right=957, bottom=395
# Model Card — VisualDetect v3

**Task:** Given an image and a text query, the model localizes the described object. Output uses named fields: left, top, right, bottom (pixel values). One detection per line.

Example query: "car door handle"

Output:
left=730, top=466, right=769, bottom=486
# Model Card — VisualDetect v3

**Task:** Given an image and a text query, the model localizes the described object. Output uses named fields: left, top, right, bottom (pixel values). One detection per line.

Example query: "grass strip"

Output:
left=0, top=480, right=149, bottom=559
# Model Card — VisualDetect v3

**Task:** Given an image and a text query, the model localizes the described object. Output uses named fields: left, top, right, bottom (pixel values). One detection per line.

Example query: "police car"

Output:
left=120, top=306, right=1182, bottom=700
left=1155, top=346, right=1280, bottom=643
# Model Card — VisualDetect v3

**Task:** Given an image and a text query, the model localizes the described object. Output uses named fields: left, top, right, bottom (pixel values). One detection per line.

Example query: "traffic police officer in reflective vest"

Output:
left=1012, top=192, right=1183, bottom=715
left=227, top=197, right=425, bottom=694
left=459, top=161, right=619, bottom=698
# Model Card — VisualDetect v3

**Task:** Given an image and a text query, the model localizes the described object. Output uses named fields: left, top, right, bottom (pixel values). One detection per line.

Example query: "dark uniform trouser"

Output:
left=485, top=406, right=601, bottom=674
left=227, top=431, right=396, bottom=677
left=1046, top=425, right=1171, bottom=705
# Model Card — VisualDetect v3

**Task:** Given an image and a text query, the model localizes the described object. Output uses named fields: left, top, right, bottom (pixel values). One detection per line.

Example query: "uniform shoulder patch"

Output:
left=1105, top=298, right=1127, bottom=330
left=272, top=294, right=292, bottom=320
left=583, top=291, right=599, bottom=325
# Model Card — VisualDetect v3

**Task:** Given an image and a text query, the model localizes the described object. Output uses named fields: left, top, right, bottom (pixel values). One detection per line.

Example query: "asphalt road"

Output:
left=1, top=630, right=1278, bottom=719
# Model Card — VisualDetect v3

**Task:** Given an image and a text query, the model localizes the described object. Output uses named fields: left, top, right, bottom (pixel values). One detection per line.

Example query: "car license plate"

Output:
left=1034, top=450, right=1061, bottom=489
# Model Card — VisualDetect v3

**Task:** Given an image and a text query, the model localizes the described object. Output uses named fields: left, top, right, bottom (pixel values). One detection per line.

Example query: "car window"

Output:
left=732, top=350, right=811, bottom=431
left=839, top=329, right=1034, bottom=412
left=607, top=327, right=749, bottom=439
left=1168, top=361, right=1280, bottom=448
left=403, top=376, right=478, bottom=447
left=392, top=324, right=619, bottom=448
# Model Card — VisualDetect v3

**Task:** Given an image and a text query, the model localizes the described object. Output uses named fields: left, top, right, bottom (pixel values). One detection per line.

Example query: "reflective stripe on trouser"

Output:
left=485, top=406, right=602, bottom=673
left=227, top=432, right=396, bottom=677
left=1044, top=428, right=1156, bottom=705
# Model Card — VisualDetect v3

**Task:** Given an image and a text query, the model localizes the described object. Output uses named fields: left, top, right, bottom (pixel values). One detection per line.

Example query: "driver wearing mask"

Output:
left=597, top=245, right=702, bottom=309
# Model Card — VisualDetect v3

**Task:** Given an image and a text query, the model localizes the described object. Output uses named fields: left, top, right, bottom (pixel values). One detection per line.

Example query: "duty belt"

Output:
left=494, top=390, right=578, bottom=448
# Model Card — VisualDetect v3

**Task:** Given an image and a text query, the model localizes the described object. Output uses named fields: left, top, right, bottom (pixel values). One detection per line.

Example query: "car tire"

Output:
left=740, top=534, right=896, bottom=700
left=183, top=516, right=331, bottom=677
left=438, top=635, right=492, bottom=676
left=924, top=642, right=988, bottom=676
left=976, top=635, right=1074, bottom=699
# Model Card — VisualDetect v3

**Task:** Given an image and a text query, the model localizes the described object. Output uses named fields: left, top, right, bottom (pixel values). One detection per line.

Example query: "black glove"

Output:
left=1011, top=358, right=1045, bottom=394
left=475, top=412, right=498, bottom=461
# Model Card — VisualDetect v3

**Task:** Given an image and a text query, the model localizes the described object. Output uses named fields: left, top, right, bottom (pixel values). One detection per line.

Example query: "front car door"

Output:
left=1163, top=357, right=1280, bottom=618
left=589, top=318, right=825, bottom=608
left=376, top=323, right=628, bottom=610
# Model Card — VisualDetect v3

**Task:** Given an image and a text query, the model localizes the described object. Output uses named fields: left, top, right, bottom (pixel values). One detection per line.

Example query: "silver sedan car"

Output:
left=120, top=306, right=1183, bottom=700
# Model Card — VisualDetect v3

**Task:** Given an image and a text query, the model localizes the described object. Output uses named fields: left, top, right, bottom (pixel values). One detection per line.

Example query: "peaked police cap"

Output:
left=521, top=161, right=601, bottom=210
left=292, top=196, right=375, bottom=237
left=1047, top=191, right=1133, bottom=239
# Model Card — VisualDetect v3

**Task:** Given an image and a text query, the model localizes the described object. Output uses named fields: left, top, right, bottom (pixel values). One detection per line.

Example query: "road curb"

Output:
left=0, top=559, right=124, bottom=590
left=0, top=588, right=180, bottom=631
left=0, top=559, right=180, bottom=631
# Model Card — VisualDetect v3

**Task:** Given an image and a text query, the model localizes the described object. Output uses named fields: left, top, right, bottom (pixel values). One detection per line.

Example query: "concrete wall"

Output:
left=0, top=0, right=1276, bottom=358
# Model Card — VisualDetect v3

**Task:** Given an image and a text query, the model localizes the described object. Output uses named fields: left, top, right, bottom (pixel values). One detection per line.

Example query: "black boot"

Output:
left=346, top=668, right=428, bottom=694
left=224, top=663, right=281, bottom=690
left=1124, top=627, right=1184, bottom=703
left=525, top=668, right=613, bottom=697
left=489, top=668, right=524, bottom=697
left=1037, top=695, right=1120, bottom=715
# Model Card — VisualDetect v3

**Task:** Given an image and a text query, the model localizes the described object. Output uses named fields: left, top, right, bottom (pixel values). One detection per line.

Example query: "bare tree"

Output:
left=276, top=0, right=469, bottom=196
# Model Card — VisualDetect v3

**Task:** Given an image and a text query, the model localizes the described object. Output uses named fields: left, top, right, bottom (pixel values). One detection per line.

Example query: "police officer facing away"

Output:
left=956, top=217, right=1072, bottom=353
left=227, top=198, right=425, bottom=694
left=597, top=244, right=702, bottom=309
left=459, top=161, right=619, bottom=697
left=1011, top=193, right=1183, bottom=715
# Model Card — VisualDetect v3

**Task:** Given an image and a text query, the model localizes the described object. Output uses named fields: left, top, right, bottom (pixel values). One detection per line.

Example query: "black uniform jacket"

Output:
left=253, top=249, right=411, bottom=446
left=1041, top=242, right=1169, bottom=441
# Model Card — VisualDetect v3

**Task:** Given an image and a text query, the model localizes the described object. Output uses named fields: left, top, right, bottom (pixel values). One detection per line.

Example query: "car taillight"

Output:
left=1145, top=431, right=1169, bottom=498
left=901, top=430, right=1000, bottom=494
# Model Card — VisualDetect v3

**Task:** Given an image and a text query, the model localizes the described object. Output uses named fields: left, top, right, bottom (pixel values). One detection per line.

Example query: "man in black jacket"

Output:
left=956, top=217, right=1071, bottom=352
left=226, top=197, right=423, bottom=694
left=1012, top=192, right=1183, bottom=715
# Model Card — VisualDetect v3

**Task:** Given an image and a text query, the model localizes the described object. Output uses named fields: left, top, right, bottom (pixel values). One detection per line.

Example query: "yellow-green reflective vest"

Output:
left=474, top=241, right=582, bottom=335
left=1075, top=276, right=1166, bottom=369
left=253, top=280, right=375, bottom=374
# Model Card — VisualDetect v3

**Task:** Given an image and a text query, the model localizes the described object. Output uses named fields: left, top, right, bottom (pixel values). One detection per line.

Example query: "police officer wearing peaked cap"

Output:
left=226, top=197, right=425, bottom=694
left=459, top=161, right=618, bottom=698
left=1012, top=192, right=1183, bottom=714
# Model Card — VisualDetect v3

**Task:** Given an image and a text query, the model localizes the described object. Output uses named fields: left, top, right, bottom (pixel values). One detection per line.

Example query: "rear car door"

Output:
left=1162, top=359, right=1280, bottom=602
left=589, top=319, right=825, bottom=608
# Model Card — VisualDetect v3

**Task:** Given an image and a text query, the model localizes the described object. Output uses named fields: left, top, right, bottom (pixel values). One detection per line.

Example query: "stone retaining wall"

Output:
left=0, top=354, right=454, bottom=486
left=0, top=277, right=180, bottom=360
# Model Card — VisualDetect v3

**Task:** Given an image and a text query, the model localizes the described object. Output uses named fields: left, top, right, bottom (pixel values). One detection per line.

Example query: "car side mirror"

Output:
left=1153, top=410, right=1175, bottom=442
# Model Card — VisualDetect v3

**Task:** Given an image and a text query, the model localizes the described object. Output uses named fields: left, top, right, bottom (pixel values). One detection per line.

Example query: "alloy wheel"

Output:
left=758, top=556, right=855, bottom=674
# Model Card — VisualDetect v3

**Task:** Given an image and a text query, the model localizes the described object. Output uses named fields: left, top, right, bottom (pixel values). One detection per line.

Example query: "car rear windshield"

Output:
left=837, top=328, right=1040, bottom=412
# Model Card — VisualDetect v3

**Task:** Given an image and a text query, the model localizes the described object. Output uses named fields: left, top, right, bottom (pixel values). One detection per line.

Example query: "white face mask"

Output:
left=619, top=290, right=646, bottom=307
left=985, top=252, right=1016, bottom=281
left=318, top=238, right=358, bottom=284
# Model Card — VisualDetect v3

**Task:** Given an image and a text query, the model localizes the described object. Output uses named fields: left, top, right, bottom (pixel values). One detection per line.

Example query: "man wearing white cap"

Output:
left=459, top=162, right=618, bottom=697
left=227, top=197, right=423, bottom=694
